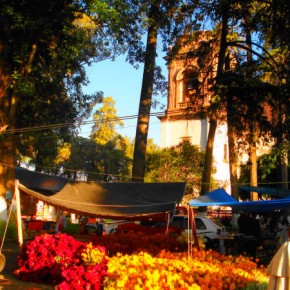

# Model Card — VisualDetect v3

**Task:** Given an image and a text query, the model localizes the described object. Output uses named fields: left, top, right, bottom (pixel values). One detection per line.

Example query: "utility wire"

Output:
left=5, top=105, right=204, bottom=135
left=79, top=121, right=161, bottom=137
left=4, top=112, right=165, bottom=134
left=2, top=121, right=161, bottom=145
left=3, top=106, right=200, bottom=135
left=1, top=162, right=288, bottom=188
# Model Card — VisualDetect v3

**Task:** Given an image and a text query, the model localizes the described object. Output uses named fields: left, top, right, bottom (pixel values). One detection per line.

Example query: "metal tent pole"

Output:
left=15, top=180, right=23, bottom=247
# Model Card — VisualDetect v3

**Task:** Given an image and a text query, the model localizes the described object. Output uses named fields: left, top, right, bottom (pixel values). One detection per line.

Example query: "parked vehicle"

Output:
left=169, top=215, right=227, bottom=249
left=85, top=219, right=140, bottom=235
left=83, top=215, right=227, bottom=250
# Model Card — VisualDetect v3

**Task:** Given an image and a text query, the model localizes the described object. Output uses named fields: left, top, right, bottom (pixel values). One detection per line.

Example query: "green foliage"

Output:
left=238, top=148, right=289, bottom=186
left=91, top=96, right=124, bottom=145
left=0, top=0, right=113, bottom=172
left=1, top=0, right=143, bottom=175
left=57, top=137, right=98, bottom=180
left=94, top=136, right=132, bottom=181
left=1, top=0, right=289, bottom=194
left=258, top=153, right=279, bottom=181
left=64, top=223, right=81, bottom=235
left=53, top=95, right=143, bottom=181
left=58, top=135, right=132, bottom=181
left=145, top=142, right=205, bottom=196
left=0, top=217, right=18, bottom=240
left=216, top=70, right=279, bottom=153
left=242, top=282, right=268, bottom=290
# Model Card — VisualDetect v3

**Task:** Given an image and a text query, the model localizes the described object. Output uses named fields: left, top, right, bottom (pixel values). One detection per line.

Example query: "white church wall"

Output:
left=160, top=118, right=207, bottom=149
left=212, top=123, right=231, bottom=192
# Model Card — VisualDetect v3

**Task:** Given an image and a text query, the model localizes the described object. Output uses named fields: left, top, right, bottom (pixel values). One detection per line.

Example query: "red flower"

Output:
left=14, top=233, right=107, bottom=288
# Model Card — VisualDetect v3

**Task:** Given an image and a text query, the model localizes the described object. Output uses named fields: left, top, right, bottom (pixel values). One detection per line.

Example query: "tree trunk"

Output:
left=249, top=142, right=258, bottom=200
left=245, top=25, right=259, bottom=201
left=0, top=89, right=17, bottom=198
left=0, top=87, right=17, bottom=198
left=225, top=47, right=239, bottom=200
left=280, top=150, right=288, bottom=189
left=0, top=135, right=16, bottom=198
left=227, top=120, right=239, bottom=200
left=200, top=116, right=217, bottom=195
left=200, top=4, right=229, bottom=195
left=0, top=16, right=16, bottom=198
left=0, top=14, right=37, bottom=198
left=131, top=1, right=160, bottom=182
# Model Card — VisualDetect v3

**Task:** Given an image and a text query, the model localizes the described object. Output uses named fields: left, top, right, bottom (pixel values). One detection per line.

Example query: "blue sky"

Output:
left=79, top=54, right=167, bottom=146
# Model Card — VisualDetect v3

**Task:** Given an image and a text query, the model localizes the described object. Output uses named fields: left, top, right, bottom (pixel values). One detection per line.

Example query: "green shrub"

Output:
left=0, top=219, right=18, bottom=240
left=64, top=223, right=81, bottom=235
left=242, top=283, right=268, bottom=290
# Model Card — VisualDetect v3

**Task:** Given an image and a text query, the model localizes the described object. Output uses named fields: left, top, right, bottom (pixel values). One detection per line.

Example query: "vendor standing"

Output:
left=237, top=213, right=261, bottom=258
left=55, top=210, right=67, bottom=233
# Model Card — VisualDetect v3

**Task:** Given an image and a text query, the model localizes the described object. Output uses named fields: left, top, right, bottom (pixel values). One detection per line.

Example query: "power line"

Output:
left=4, top=111, right=165, bottom=135
left=5, top=162, right=290, bottom=187
left=78, top=121, right=162, bottom=138
left=4, top=106, right=203, bottom=135
left=1, top=162, right=289, bottom=188
left=2, top=118, right=163, bottom=145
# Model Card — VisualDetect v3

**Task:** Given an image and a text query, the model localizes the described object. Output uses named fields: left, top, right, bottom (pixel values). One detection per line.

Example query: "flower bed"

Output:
left=92, top=231, right=188, bottom=256
left=104, top=250, right=268, bottom=289
left=14, top=232, right=269, bottom=289
left=14, top=233, right=107, bottom=289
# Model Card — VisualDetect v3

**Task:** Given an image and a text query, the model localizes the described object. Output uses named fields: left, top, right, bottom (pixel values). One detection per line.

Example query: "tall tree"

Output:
left=131, top=0, right=161, bottom=181
left=91, top=96, right=124, bottom=145
left=221, top=0, right=290, bottom=194
left=255, top=0, right=290, bottom=189
left=55, top=137, right=98, bottom=180
left=90, top=96, right=130, bottom=181
left=55, top=134, right=132, bottom=182
left=0, top=0, right=129, bottom=197
left=200, top=1, right=230, bottom=196
left=145, top=141, right=205, bottom=201
left=198, top=0, right=284, bottom=198
left=0, top=1, right=97, bottom=195
left=130, top=0, right=193, bottom=182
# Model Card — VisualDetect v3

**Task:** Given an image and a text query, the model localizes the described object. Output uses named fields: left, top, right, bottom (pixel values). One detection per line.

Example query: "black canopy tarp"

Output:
left=16, top=167, right=67, bottom=193
left=16, top=169, right=186, bottom=219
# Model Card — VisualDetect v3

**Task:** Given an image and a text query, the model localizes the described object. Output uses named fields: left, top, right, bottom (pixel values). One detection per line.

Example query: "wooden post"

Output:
left=189, top=206, right=199, bottom=251
left=187, top=205, right=192, bottom=259
left=165, top=212, right=170, bottom=235
left=15, top=180, right=23, bottom=247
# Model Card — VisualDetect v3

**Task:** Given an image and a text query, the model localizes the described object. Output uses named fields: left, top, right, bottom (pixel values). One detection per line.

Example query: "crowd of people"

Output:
left=235, top=211, right=289, bottom=258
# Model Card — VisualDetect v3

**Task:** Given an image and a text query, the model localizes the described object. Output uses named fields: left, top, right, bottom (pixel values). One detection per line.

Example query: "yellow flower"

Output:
left=81, top=243, right=105, bottom=265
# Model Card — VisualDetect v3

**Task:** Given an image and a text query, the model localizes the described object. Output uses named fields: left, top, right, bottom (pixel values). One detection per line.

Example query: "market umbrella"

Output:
left=267, top=241, right=290, bottom=290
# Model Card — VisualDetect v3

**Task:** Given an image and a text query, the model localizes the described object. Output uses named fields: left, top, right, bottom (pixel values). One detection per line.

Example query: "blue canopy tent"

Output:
left=189, top=188, right=239, bottom=207
left=189, top=188, right=290, bottom=213
left=239, top=186, right=290, bottom=198
left=188, top=188, right=290, bottom=254
left=233, top=198, right=290, bottom=212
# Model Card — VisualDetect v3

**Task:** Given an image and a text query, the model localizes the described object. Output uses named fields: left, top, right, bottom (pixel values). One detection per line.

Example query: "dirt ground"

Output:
left=0, top=239, right=54, bottom=289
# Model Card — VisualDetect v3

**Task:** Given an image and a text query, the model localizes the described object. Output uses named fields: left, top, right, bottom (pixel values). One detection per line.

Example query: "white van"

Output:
left=170, top=215, right=227, bottom=249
